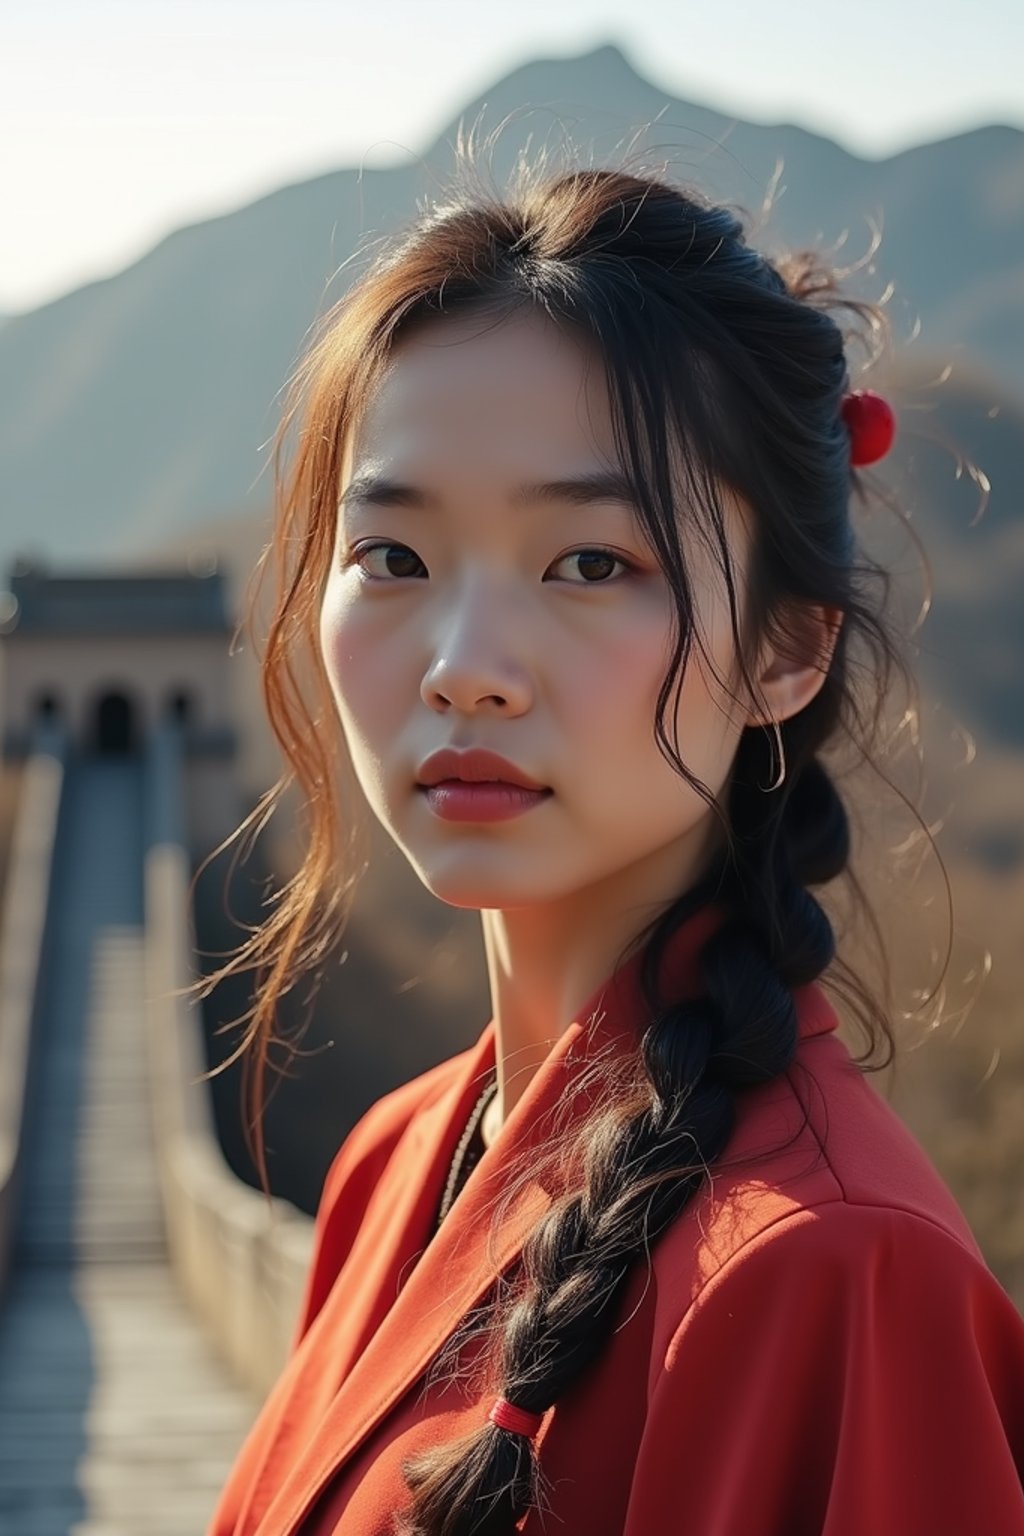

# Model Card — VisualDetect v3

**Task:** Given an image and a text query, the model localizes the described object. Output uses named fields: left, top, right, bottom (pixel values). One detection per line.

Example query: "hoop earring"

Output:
left=760, top=717, right=787, bottom=792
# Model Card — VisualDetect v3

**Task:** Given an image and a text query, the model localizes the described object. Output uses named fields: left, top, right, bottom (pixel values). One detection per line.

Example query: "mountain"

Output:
left=0, top=41, right=1022, bottom=575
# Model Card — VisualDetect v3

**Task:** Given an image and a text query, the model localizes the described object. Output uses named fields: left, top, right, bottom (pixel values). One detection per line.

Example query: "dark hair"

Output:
left=190, top=123, right=946, bottom=1535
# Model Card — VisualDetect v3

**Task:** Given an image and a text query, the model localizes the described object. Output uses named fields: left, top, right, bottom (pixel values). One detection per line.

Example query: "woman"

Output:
left=203, top=147, right=1024, bottom=1534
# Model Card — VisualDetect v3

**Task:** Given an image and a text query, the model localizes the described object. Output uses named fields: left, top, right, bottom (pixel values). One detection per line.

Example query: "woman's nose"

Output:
left=420, top=589, right=533, bottom=716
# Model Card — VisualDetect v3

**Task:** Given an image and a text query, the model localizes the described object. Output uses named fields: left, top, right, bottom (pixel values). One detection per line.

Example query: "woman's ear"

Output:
left=748, top=603, right=844, bottom=727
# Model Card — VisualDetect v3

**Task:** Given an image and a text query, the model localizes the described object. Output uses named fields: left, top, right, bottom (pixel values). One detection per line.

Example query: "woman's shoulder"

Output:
left=639, top=1038, right=1024, bottom=1527
left=633, top=1187, right=1024, bottom=1536
left=657, top=1022, right=997, bottom=1327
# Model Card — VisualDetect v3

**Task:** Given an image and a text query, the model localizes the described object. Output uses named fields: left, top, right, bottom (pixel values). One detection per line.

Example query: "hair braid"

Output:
left=398, top=743, right=849, bottom=1536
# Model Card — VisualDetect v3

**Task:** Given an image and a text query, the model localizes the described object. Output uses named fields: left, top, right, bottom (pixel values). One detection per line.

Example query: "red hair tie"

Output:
left=488, top=1396, right=544, bottom=1437
left=841, top=389, right=896, bottom=466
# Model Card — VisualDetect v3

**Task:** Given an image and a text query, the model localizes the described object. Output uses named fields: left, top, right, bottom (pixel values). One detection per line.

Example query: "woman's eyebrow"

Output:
left=339, top=469, right=639, bottom=512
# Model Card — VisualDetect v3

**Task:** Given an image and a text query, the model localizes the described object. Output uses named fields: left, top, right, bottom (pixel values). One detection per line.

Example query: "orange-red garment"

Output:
left=207, top=901, right=1024, bottom=1535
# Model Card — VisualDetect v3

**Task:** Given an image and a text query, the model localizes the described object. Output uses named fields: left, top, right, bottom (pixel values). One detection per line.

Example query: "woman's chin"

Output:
left=418, top=878, right=541, bottom=912
left=409, top=857, right=564, bottom=912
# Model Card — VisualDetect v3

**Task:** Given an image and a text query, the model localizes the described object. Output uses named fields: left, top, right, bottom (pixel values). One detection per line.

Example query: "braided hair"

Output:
left=187, top=124, right=934, bottom=1536
left=398, top=765, right=856, bottom=1536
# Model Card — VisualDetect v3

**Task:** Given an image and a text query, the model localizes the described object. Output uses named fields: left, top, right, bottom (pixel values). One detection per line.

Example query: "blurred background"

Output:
left=0, top=2, right=1022, bottom=1530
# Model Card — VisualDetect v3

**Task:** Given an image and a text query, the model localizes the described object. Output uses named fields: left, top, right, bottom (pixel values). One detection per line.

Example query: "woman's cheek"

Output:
left=331, top=629, right=417, bottom=782
left=320, top=590, right=379, bottom=717
left=319, top=594, right=350, bottom=698
left=591, top=616, right=671, bottom=726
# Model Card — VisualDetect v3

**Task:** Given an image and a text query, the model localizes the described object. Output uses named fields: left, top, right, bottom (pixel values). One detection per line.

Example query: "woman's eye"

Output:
left=343, top=542, right=633, bottom=584
left=547, top=547, right=632, bottom=583
left=348, top=541, right=427, bottom=579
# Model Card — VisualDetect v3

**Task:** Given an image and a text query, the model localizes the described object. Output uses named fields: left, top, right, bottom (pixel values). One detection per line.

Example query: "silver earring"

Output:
left=760, top=718, right=787, bottom=792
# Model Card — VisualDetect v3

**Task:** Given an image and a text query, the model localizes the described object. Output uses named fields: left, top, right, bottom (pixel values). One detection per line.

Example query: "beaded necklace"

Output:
left=435, top=1070, right=499, bottom=1231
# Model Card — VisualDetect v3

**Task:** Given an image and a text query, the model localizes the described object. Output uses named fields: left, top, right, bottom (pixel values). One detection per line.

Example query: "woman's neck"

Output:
left=477, top=824, right=722, bottom=1149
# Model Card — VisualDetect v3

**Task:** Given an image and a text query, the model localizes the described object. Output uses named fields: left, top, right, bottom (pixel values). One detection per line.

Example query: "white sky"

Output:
left=3, top=0, right=1021, bottom=314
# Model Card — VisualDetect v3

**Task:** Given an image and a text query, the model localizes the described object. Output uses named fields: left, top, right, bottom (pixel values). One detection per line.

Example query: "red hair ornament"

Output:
left=841, top=389, right=896, bottom=466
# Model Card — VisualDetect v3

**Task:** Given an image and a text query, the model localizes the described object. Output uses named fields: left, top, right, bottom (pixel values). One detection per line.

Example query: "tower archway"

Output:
left=94, top=691, right=136, bottom=756
left=165, top=688, right=194, bottom=726
left=32, top=690, right=62, bottom=722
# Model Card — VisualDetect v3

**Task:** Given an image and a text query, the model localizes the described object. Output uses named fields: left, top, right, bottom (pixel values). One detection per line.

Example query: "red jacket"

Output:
left=207, top=901, right=1024, bottom=1534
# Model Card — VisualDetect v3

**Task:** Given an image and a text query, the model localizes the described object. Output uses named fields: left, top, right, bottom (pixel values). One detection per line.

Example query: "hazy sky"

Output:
left=3, top=0, right=1020, bottom=313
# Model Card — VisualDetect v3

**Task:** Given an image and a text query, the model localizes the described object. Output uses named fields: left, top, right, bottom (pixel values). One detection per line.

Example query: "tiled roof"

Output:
left=0, top=562, right=232, bottom=636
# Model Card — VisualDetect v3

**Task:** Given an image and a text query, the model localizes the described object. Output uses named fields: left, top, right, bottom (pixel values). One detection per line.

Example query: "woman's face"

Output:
left=319, top=309, right=759, bottom=912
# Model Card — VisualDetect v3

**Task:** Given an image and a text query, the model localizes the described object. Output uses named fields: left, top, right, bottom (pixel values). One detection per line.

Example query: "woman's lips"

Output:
left=419, top=780, right=553, bottom=823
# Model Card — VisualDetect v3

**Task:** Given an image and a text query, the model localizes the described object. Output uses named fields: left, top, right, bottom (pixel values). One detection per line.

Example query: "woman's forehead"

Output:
left=347, top=311, right=608, bottom=445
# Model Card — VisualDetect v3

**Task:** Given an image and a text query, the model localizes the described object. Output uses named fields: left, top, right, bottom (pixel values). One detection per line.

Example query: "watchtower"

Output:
left=0, top=555, right=240, bottom=856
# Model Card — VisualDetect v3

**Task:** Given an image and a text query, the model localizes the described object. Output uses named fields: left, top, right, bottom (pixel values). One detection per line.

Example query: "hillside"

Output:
left=0, top=41, right=1022, bottom=572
